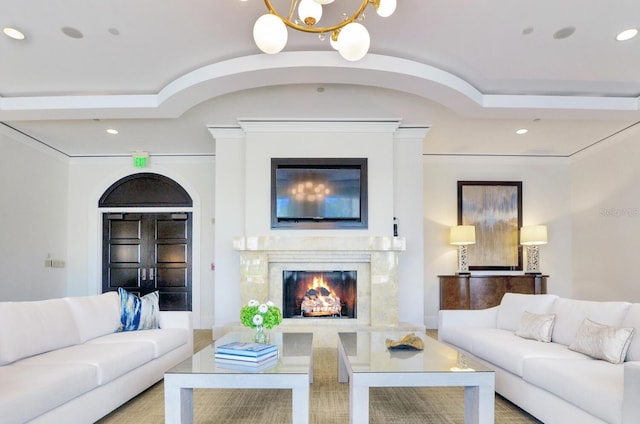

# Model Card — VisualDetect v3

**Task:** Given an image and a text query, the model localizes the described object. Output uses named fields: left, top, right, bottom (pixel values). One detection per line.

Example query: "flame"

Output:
left=302, top=274, right=341, bottom=314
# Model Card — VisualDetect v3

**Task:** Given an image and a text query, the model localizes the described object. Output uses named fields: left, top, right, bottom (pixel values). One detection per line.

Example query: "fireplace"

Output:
left=282, top=270, right=357, bottom=318
left=233, top=235, right=406, bottom=336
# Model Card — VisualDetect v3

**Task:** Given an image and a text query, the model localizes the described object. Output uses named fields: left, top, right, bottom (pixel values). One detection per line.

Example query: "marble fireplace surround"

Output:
left=232, top=235, right=408, bottom=337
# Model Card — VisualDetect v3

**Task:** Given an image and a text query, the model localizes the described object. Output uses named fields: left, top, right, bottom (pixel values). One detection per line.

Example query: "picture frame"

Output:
left=457, top=181, right=522, bottom=271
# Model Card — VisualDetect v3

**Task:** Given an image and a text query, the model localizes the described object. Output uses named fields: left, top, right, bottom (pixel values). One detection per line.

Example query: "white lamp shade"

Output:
left=450, top=225, right=476, bottom=245
left=376, top=0, right=397, bottom=17
left=313, top=0, right=335, bottom=4
left=298, top=0, right=323, bottom=25
left=337, top=22, right=370, bottom=61
left=520, top=225, right=548, bottom=245
left=253, top=14, right=288, bottom=54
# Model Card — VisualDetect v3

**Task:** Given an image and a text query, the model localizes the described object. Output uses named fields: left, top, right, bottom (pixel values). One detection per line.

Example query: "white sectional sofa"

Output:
left=439, top=293, right=640, bottom=424
left=0, top=292, right=193, bottom=423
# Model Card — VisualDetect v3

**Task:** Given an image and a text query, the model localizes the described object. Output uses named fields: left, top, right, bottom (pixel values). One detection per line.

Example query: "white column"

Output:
left=394, top=127, right=430, bottom=326
left=208, top=126, right=246, bottom=337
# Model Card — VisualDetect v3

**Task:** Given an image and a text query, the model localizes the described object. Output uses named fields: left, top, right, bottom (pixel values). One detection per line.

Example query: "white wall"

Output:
left=5, top=113, right=640, bottom=329
left=0, top=126, right=69, bottom=301
left=570, top=124, right=640, bottom=302
left=66, top=156, right=216, bottom=328
left=423, top=155, right=573, bottom=327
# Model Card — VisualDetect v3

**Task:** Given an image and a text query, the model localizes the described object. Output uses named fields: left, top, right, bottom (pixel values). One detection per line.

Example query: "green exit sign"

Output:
left=132, top=152, right=149, bottom=168
left=134, top=156, right=147, bottom=168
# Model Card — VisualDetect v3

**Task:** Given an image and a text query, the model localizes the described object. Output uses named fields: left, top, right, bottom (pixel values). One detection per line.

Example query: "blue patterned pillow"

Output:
left=118, top=288, right=160, bottom=331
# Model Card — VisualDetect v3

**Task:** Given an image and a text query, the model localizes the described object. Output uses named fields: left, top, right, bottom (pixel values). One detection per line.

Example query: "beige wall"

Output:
left=0, top=126, right=69, bottom=301
left=3, top=118, right=640, bottom=329
left=423, top=155, right=573, bottom=327
left=570, top=124, right=640, bottom=302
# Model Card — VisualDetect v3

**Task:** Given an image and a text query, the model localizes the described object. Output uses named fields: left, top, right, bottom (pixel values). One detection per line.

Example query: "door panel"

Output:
left=102, top=212, right=192, bottom=311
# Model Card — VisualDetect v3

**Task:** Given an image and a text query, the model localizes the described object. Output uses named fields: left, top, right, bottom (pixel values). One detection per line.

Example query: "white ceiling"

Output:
left=1, top=0, right=639, bottom=157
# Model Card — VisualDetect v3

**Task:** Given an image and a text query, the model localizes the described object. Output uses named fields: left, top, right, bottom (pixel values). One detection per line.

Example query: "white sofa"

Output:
left=0, top=292, right=193, bottom=424
left=438, top=293, right=640, bottom=424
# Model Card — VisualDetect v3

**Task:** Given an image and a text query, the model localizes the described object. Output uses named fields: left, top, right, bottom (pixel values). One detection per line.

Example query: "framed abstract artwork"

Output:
left=457, top=181, right=522, bottom=271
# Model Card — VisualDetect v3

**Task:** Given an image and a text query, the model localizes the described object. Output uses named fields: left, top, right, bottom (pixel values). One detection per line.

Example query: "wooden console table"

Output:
left=439, top=274, right=548, bottom=310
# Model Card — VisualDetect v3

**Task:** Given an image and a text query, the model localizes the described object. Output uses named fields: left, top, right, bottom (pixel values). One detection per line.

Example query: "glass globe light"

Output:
left=337, top=22, right=370, bottom=61
left=253, top=14, right=288, bottom=54
left=298, top=0, right=323, bottom=26
left=313, top=0, right=335, bottom=4
left=376, top=0, right=397, bottom=18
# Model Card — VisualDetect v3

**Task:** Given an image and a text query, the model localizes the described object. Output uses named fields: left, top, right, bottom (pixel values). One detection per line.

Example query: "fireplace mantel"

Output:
left=232, top=235, right=406, bottom=332
left=233, top=235, right=405, bottom=253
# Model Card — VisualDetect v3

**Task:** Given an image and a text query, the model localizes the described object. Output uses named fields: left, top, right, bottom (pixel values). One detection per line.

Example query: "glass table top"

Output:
left=338, top=331, right=493, bottom=374
left=167, top=332, right=313, bottom=375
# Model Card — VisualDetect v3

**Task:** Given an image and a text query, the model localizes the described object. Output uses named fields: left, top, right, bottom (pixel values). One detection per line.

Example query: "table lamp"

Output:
left=450, top=225, right=476, bottom=275
left=520, top=225, right=547, bottom=274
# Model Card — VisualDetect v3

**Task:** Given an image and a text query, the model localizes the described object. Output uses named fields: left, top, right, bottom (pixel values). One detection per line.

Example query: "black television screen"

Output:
left=271, top=158, right=368, bottom=229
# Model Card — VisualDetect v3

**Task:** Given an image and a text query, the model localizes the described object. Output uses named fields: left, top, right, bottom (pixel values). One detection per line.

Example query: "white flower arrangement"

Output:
left=240, top=299, right=282, bottom=329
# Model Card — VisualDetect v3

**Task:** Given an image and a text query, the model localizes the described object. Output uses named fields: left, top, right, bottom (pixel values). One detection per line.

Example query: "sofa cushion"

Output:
left=622, top=303, right=640, bottom=361
left=64, top=292, right=121, bottom=342
left=0, top=362, right=98, bottom=424
left=88, top=328, right=188, bottom=358
left=19, top=341, right=155, bottom=385
left=523, top=358, right=624, bottom=424
left=568, top=318, right=634, bottom=364
left=470, top=328, right=591, bottom=377
left=515, top=311, right=556, bottom=342
left=119, top=288, right=160, bottom=331
left=551, top=298, right=631, bottom=346
left=0, top=298, right=81, bottom=365
left=496, top=293, right=558, bottom=331
left=439, top=326, right=484, bottom=353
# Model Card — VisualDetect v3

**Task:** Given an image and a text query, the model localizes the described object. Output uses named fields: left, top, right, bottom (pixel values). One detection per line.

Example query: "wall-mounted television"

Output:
left=271, top=158, right=368, bottom=229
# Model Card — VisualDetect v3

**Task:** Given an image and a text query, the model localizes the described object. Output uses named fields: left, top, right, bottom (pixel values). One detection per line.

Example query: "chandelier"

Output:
left=252, top=0, right=397, bottom=61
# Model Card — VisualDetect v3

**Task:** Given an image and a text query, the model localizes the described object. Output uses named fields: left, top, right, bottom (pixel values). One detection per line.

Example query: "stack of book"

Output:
left=214, top=341, right=279, bottom=372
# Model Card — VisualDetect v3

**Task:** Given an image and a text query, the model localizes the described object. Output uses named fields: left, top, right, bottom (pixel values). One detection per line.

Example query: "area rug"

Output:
left=98, top=332, right=541, bottom=424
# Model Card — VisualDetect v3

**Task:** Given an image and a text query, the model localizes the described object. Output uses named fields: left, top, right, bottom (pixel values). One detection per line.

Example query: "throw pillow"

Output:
left=118, top=287, right=160, bottom=331
left=568, top=318, right=635, bottom=364
left=515, top=311, right=556, bottom=342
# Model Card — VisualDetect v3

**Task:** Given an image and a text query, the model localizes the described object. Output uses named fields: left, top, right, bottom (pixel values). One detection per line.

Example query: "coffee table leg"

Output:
left=338, top=349, right=349, bottom=383
left=165, top=383, right=194, bottom=424
left=349, top=376, right=369, bottom=424
left=464, top=384, right=494, bottom=424
left=291, top=383, right=310, bottom=424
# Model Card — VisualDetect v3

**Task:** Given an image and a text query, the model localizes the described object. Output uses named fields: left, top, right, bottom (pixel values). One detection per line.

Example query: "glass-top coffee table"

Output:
left=164, top=332, right=313, bottom=424
left=337, top=331, right=495, bottom=424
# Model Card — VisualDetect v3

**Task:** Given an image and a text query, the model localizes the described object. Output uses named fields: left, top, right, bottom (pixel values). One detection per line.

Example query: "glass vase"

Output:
left=253, top=325, right=268, bottom=344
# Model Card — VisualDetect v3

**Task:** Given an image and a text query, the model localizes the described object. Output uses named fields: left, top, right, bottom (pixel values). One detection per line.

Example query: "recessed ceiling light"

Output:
left=553, top=26, right=576, bottom=40
left=3, top=27, right=25, bottom=40
left=516, top=129, right=528, bottom=135
left=522, top=27, right=534, bottom=35
left=106, top=128, right=119, bottom=135
left=61, top=26, right=83, bottom=39
left=616, top=28, right=638, bottom=41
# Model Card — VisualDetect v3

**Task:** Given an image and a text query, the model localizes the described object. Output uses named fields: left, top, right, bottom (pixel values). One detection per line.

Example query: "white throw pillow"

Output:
left=515, top=311, right=556, bottom=342
left=568, top=318, right=635, bottom=364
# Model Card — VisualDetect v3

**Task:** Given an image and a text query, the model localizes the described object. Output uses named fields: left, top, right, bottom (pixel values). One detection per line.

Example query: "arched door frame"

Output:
left=88, top=167, right=202, bottom=328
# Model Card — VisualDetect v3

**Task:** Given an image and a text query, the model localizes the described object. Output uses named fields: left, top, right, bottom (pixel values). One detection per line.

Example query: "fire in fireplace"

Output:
left=282, top=270, right=357, bottom=318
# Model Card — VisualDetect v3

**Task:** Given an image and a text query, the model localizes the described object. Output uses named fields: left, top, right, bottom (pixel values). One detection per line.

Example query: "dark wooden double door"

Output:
left=102, top=212, right=192, bottom=311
